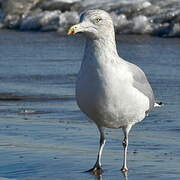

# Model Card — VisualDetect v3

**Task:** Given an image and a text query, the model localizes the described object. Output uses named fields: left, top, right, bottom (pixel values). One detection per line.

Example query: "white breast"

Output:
left=76, top=58, right=149, bottom=129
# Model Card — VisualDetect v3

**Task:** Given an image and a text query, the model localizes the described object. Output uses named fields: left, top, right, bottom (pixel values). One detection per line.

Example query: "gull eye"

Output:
left=95, top=18, right=102, bottom=23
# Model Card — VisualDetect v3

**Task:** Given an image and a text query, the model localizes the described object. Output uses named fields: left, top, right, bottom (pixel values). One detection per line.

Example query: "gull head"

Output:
left=68, top=9, right=114, bottom=39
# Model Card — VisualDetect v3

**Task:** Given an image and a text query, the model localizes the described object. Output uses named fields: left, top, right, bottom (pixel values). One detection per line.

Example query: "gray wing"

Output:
left=127, top=62, right=155, bottom=113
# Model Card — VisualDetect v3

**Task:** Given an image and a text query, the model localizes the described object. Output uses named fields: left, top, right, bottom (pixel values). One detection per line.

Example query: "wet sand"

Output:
left=0, top=30, right=180, bottom=179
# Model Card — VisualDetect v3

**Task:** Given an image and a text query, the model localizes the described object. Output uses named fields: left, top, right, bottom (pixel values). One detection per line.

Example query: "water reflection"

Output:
left=122, top=172, right=128, bottom=180
left=93, top=171, right=128, bottom=180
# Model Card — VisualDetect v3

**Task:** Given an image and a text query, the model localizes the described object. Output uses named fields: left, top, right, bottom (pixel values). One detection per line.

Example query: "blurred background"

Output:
left=0, top=0, right=180, bottom=36
left=0, top=0, right=179, bottom=180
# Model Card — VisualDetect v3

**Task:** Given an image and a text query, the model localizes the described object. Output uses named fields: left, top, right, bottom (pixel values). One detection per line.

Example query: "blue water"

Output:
left=0, top=29, right=179, bottom=180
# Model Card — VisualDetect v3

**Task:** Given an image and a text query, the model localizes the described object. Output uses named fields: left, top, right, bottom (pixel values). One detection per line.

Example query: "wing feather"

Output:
left=127, top=62, right=155, bottom=113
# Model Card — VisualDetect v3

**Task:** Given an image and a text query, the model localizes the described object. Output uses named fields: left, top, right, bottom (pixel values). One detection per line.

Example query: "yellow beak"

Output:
left=67, top=25, right=78, bottom=35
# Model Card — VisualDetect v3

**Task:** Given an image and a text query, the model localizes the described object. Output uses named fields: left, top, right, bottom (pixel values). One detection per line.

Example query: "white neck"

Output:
left=83, top=34, right=119, bottom=65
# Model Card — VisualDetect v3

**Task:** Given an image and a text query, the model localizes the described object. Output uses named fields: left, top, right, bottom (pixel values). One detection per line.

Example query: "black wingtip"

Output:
left=158, top=102, right=163, bottom=105
left=154, top=101, right=164, bottom=107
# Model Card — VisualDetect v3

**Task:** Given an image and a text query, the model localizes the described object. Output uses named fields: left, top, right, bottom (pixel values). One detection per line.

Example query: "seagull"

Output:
left=68, top=9, right=161, bottom=174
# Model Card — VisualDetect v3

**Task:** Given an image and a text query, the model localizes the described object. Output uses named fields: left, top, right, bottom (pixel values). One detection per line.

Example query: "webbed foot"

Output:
left=121, top=167, right=128, bottom=172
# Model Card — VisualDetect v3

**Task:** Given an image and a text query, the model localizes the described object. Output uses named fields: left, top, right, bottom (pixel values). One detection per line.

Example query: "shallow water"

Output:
left=0, top=29, right=180, bottom=180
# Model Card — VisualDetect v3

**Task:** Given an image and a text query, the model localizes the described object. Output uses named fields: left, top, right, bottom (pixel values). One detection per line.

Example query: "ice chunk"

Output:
left=39, top=0, right=81, bottom=11
left=20, top=10, right=61, bottom=31
left=1, top=0, right=40, bottom=28
left=111, top=12, right=131, bottom=33
left=132, top=15, right=152, bottom=33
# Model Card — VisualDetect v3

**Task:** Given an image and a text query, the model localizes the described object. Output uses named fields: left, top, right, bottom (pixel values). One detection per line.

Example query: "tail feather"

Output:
left=154, top=101, right=164, bottom=107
